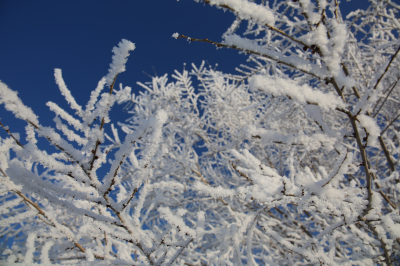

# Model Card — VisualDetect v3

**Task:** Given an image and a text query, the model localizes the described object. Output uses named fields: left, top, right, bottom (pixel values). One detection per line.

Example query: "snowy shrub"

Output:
left=1, top=0, right=400, bottom=265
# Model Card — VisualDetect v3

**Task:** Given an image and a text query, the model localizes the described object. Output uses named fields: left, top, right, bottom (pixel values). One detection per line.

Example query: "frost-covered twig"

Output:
left=373, top=45, right=400, bottom=91
left=176, top=34, right=328, bottom=79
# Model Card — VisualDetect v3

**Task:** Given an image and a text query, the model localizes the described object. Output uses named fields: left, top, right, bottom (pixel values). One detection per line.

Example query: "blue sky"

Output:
left=0, top=0, right=371, bottom=142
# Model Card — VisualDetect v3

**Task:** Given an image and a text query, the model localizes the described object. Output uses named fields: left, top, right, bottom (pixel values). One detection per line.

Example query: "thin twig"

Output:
left=381, top=112, right=400, bottom=135
left=102, top=193, right=154, bottom=265
left=191, top=167, right=228, bottom=205
left=373, top=79, right=399, bottom=118
left=176, top=34, right=323, bottom=79
left=371, top=172, right=396, bottom=209
left=231, top=162, right=253, bottom=184
left=373, top=45, right=400, bottom=91
left=0, top=121, right=24, bottom=148
left=11, top=189, right=104, bottom=260
left=121, top=187, right=138, bottom=211
left=322, top=150, right=348, bottom=187
left=334, top=0, right=340, bottom=23
left=26, top=119, right=91, bottom=179
left=201, top=0, right=319, bottom=53
left=89, top=74, right=119, bottom=172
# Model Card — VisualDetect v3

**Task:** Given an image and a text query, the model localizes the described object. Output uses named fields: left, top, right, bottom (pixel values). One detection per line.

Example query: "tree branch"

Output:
left=373, top=44, right=400, bottom=91
left=176, top=34, right=325, bottom=79
left=348, top=113, right=373, bottom=213
left=11, top=189, right=105, bottom=260
left=201, top=0, right=320, bottom=54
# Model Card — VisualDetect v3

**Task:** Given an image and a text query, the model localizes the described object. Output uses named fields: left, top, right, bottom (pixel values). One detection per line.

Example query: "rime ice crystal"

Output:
left=2, top=0, right=400, bottom=264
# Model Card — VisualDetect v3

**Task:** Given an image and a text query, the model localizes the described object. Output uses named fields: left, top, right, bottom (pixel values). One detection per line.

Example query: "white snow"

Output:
left=357, top=114, right=380, bottom=148
left=172, top=32, right=180, bottom=39
left=205, top=0, right=275, bottom=26
left=105, top=39, right=136, bottom=87
left=249, top=74, right=346, bottom=111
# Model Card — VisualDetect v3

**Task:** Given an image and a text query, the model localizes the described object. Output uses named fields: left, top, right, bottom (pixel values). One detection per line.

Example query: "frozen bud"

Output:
left=172, top=32, right=180, bottom=39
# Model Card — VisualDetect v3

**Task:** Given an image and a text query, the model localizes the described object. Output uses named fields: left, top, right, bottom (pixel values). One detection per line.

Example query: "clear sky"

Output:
left=0, top=0, right=371, bottom=142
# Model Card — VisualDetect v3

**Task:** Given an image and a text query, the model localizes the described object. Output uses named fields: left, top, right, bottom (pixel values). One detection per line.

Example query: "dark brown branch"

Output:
left=121, top=187, right=138, bottom=212
left=231, top=162, right=253, bottom=184
left=373, top=79, right=399, bottom=118
left=330, top=79, right=346, bottom=102
left=381, top=112, right=400, bottom=135
left=103, top=154, right=127, bottom=199
left=373, top=45, right=400, bottom=91
left=89, top=74, right=119, bottom=173
left=166, top=238, right=193, bottom=265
